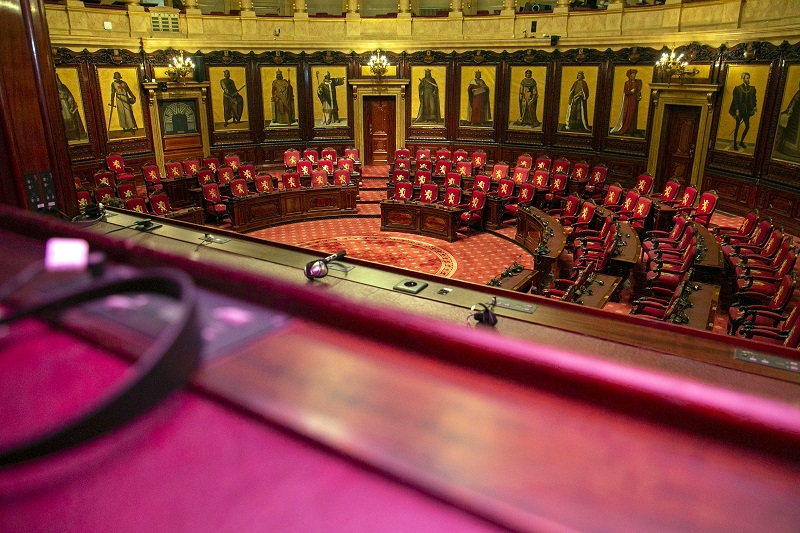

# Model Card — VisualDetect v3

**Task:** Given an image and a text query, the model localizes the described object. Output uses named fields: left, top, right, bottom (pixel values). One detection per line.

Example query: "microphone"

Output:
left=304, top=250, right=346, bottom=280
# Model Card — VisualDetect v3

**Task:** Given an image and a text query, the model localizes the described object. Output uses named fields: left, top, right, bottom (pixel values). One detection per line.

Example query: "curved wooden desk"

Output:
left=514, top=206, right=567, bottom=290
left=379, top=200, right=465, bottom=242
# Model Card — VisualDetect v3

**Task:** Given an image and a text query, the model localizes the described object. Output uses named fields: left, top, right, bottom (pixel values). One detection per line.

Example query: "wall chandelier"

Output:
left=367, top=49, right=389, bottom=79
left=656, top=49, right=698, bottom=83
left=166, top=51, right=195, bottom=83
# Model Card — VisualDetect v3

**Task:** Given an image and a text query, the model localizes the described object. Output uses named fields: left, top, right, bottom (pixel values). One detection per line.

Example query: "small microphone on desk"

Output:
left=304, top=250, right=346, bottom=280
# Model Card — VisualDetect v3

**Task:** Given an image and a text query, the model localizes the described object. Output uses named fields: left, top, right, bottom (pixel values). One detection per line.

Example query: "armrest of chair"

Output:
left=740, top=326, right=787, bottom=341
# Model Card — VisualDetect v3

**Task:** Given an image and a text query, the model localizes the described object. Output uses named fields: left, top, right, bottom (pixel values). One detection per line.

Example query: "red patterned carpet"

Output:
left=248, top=218, right=534, bottom=284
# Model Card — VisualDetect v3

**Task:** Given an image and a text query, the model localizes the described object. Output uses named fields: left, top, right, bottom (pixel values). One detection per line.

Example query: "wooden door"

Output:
left=656, top=105, right=701, bottom=190
left=363, top=96, right=395, bottom=166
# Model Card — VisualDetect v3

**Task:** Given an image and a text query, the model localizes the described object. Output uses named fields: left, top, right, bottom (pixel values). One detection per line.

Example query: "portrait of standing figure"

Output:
left=316, top=70, right=346, bottom=126
left=558, top=66, right=598, bottom=134
left=271, top=69, right=295, bottom=126
left=210, top=66, right=249, bottom=131
left=509, top=66, right=546, bottom=132
left=99, top=66, right=144, bottom=140
left=415, top=68, right=442, bottom=124
left=55, top=68, right=87, bottom=143
left=261, top=66, right=298, bottom=128
left=610, top=68, right=643, bottom=136
left=773, top=66, right=800, bottom=163
left=460, top=66, right=495, bottom=128
left=715, top=65, right=767, bottom=155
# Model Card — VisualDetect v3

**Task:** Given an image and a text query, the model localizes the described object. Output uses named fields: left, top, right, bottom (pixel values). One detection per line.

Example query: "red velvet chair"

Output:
left=436, top=148, right=451, bottom=161
left=491, top=162, right=510, bottom=182
left=571, top=161, right=589, bottom=183
left=504, top=183, right=536, bottom=217
left=655, top=180, right=681, bottom=204
left=284, top=149, right=300, bottom=171
left=739, top=304, right=800, bottom=344
left=459, top=190, right=487, bottom=234
left=440, top=187, right=464, bottom=208
left=601, top=183, right=624, bottom=211
left=473, top=175, right=491, bottom=193
left=202, top=183, right=228, bottom=225
left=392, top=181, right=413, bottom=201
left=516, top=153, right=533, bottom=169
left=681, top=190, right=718, bottom=228
left=116, top=182, right=137, bottom=201
left=455, top=161, right=472, bottom=178
left=415, top=170, right=432, bottom=186
left=321, top=147, right=337, bottom=161
left=333, top=169, right=351, bottom=186
left=141, top=164, right=163, bottom=194
left=337, top=158, right=354, bottom=174
left=282, top=172, right=301, bottom=190
left=714, top=209, right=759, bottom=244
left=183, top=159, right=201, bottom=177
left=76, top=190, right=92, bottom=210
left=297, top=158, right=313, bottom=177
left=392, top=169, right=410, bottom=184
left=721, top=219, right=773, bottom=260
left=393, top=157, right=411, bottom=173
left=150, top=193, right=177, bottom=215
left=642, top=216, right=690, bottom=257
left=94, top=186, right=114, bottom=204
left=435, top=159, right=452, bottom=176
left=418, top=183, right=439, bottom=203
left=255, top=174, right=273, bottom=194
left=344, top=147, right=360, bottom=165
left=318, top=159, right=334, bottom=176
left=634, top=173, right=654, bottom=195
left=542, top=173, right=569, bottom=210
left=512, top=167, right=530, bottom=185
left=531, top=169, right=550, bottom=200
left=125, top=197, right=148, bottom=214
left=663, top=185, right=697, bottom=208
left=239, top=164, right=256, bottom=182
left=93, top=170, right=115, bottom=190
left=553, top=158, right=570, bottom=176
left=627, top=196, right=653, bottom=236
left=196, top=169, right=215, bottom=186
left=230, top=178, right=249, bottom=199
left=303, top=148, right=319, bottom=166
left=471, top=151, right=487, bottom=174
left=224, top=154, right=241, bottom=171
left=583, top=164, right=607, bottom=199
left=453, top=149, right=468, bottom=162
left=394, top=147, right=410, bottom=162
left=217, top=167, right=234, bottom=186
left=612, top=190, right=640, bottom=217
left=534, top=155, right=551, bottom=172
left=645, top=242, right=697, bottom=291
left=203, top=157, right=220, bottom=175
left=728, top=274, right=795, bottom=335
left=311, top=169, right=329, bottom=187
left=165, top=161, right=184, bottom=179
left=445, top=172, right=462, bottom=188
left=549, top=194, right=581, bottom=226
left=106, top=154, right=135, bottom=183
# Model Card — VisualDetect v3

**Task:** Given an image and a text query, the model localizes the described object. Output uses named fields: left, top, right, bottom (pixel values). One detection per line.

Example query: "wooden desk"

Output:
left=694, top=224, right=725, bottom=283
left=653, top=202, right=676, bottom=232
left=485, top=194, right=513, bottom=230
left=515, top=207, right=567, bottom=291
left=609, top=221, right=642, bottom=278
left=226, top=186, right=358, bottom=232
left=162, top=175, right=198, bottom=209
left=496, top=268, right=538, bottom=292
left=680, top=282, right=721, bottom=331
left=572, top=273, right=622, bottom=308
left=380, top=200, right=465, bottom=242
left=159, top=206, right=204, bottom=225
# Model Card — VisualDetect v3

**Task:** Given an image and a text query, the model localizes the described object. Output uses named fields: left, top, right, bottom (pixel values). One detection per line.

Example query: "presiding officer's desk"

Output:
left=2, top=207, right=800, bottom=533
left=380, top=199, right=465, bottom=242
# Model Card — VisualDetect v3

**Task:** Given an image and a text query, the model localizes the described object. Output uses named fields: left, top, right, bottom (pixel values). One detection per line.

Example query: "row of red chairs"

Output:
left=283, top=147, right=360, bottom=172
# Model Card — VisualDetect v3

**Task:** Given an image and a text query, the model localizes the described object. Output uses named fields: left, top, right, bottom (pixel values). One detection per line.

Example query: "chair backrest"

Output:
left=768, top=274, right=795, bottom=313
left=197, top=169, right=215, bottom=185
left=282, top=172, right=301, bottom=189
left=94, top=187, right=114, bottom=203
left=150, top=193, right=172, bottom=214
left=692, top=190, right=718, bottom=227
left=297, top=159, right=313, bottom=176
left=658, top=180, right=681, bottom=203
left=202, top=183, right=222, bottom=203
left=518, top=183, right=536, bottom=205
left=572, top=161, right=589, bottom=181
left=603, top=184, right=624, bottom=208
left=318, top=159, right=334, bottom=175
left=415, top=170, right=432, bottom=186
left=311, top=170, right=329, bottom=187
left=76, top=190, right=91, bottom=209
left=333, top=169, right=351, bottom=186
left=394, top=157, right=411, bottom=171
left=560, top=195, right=581, bottom=217
left=512, top=167, right=530, bottom=184
left=453, top=149, right=468, bottom=162
left=239, top=164, right=256, bottom=181
left=631, top=196, right=653, bottom=222
left=165, top=161, right=184, bottom=178
left=337, top=158, right=353, bottom=173
left=394, top=147, right=410, bottom=160
left=445, top=172, right=462, bottom=188
left=142, top=164, right=161, bottom=185
left=255, top=174, right=273, bottom=193
left=549, top=173, right=568, bottom=194
left=436, top=159, right=452, bottom=175
left=760, top=229, right=785, bottom=259
left=393, top=169, right=410, bottom=183
left=620, top=190, right=640, bottom=215
left=471, top=151, right=487, bottom=171
left=125, top=197, right=147, bottom=213
left=183, top=159, right=201, bottom=176
left=553, top=158, right=570, bottom=176
left=230, top=179, right=249, bottom=198
left=394, top=181, right=413, bottom=201
left=284, top=149, right=300, bottom=168
left=664, top=215, right=688, bottom=241
left=635, top=173, right=654, bottom=194
left=516, top=153, right=533, bottom=169
left=737, top=209, right=760, bottom=237
left=677, top=186, right=697, bottom=208
left=455, top=160, right=472, bottom=177
left=436, top=148, right=451, bottom=161
left=576, top=201, right=596, bottom=226
left=535, top=156, right=551, bottom=172
left=415, top=148, right=431, bottom=161
left=344, top=147, right=360, bottom=162
left=321, top=147, right=337, bottom=161
left=116, top=182, right=137, bottom=200
left=93, top=171, right=115, bottom=189
left=496, top=178, right=515, bottom=199
left=442, top=187, right=463, bottom=208
left=419, top=183, right=439, bottom=203
left=416, top=158, right=432, bottom=172
left=469, top=190, right=487, bottom=211
left=303, top=149, right=318, bottom=165
left=532, top=169, right=550, bottom=189
left=203, top=157, right=220, bottom=173
left=492, top=162, right=509, bottom=181
left=106, top=154, right=126, bottom=175
left=217, top=167, right=234, bottom=185
left=589, top=164, right=607, bottom=186
left=473, top=174, right=491, bottom=192
left=224, top=154, right=241, bottom=170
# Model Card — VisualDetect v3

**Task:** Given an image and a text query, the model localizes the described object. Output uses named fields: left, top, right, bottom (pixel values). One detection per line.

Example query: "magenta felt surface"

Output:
left=0, top=321, right=502, bottom=533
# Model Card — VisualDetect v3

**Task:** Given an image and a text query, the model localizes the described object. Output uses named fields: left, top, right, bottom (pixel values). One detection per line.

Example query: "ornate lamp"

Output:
left=367, top=49, right=389, bottom=79
left=166, top=51, right=195, bottom=83
left=656, top=49, right=699, bottom=83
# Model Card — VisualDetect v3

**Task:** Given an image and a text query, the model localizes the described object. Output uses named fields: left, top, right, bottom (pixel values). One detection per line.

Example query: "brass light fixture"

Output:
left=166, top=51, right=195, bottom=83
left=367, top=49, right=389, bottom=79
left=656, top=49, right=699, bottom=83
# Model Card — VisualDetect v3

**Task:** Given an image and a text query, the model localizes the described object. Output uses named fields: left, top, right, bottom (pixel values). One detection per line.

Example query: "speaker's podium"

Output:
left=1, top=206, right=799, bottom=532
